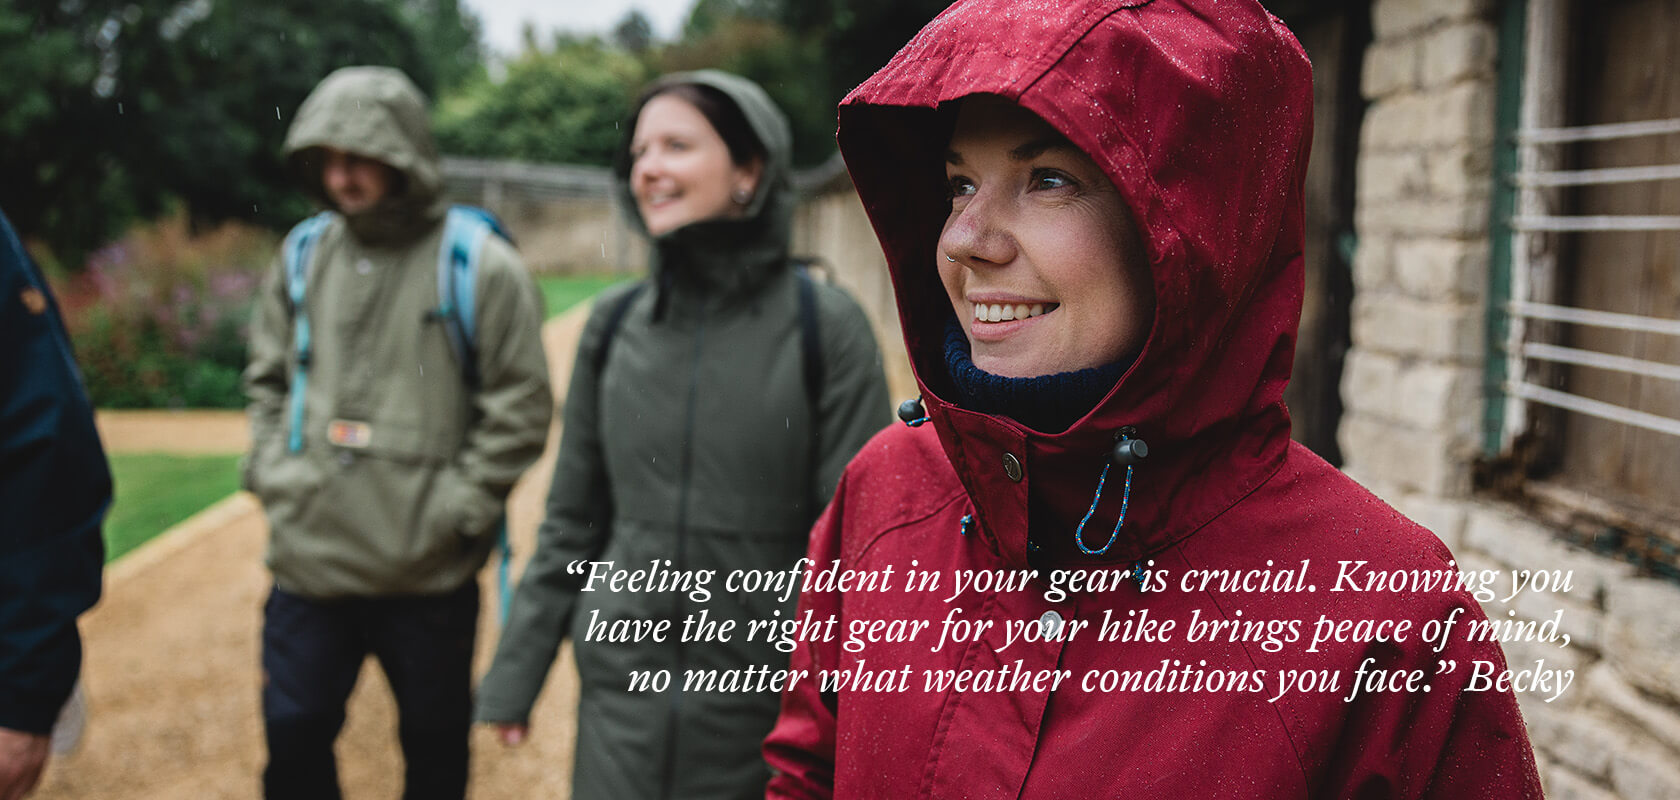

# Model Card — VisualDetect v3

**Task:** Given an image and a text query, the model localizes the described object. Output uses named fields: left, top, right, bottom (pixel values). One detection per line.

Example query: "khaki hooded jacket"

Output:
left=243, top=66, right=552, bottom=598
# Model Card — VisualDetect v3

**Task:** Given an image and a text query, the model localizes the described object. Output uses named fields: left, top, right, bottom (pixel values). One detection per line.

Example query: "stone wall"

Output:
left=1341, top=1, right=1680, bottom=796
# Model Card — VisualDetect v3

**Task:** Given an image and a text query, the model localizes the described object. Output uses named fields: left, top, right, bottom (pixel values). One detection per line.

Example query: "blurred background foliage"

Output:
left=434, top=39, right=648, bottom=167
left=53, top=213, right=274, bottom=408
left=4, top=0, right=954, bottom=407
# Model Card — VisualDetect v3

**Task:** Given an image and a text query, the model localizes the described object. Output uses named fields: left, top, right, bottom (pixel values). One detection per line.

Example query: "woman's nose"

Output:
left=631, top=150, right=664, bottom=185
left=940, top=190, right=1016, bottom=267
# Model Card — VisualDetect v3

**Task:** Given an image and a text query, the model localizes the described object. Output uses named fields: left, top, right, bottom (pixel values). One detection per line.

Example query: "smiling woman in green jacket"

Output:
left=474, top=70, right=892, bottom=800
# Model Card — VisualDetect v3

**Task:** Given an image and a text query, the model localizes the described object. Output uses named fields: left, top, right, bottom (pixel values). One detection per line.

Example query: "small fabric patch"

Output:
left=326, top=419, right=372, bottom=448
left=19, top=287, right=46, bottom=315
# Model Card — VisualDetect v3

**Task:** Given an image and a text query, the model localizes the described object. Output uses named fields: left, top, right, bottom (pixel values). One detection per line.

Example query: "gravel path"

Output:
left=35, top=307, right=592, bottom=799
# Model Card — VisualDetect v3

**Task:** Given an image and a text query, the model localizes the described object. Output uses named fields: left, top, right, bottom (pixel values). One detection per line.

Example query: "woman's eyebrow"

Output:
left=1009, top=135, right=1076, bottom=161
left=946, top=135, right=1074, bottom=166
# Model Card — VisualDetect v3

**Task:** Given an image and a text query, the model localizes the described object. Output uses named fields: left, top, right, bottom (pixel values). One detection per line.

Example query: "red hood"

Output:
left=838, top=0, right=1313, bottom=568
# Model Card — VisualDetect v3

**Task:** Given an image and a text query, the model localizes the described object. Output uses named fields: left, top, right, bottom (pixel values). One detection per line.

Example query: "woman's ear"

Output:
left=732, top=157, right=766, bottom=205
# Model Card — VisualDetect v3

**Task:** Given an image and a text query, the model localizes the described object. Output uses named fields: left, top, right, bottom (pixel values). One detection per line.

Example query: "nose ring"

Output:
left=943, top=253, right=956, bottom=263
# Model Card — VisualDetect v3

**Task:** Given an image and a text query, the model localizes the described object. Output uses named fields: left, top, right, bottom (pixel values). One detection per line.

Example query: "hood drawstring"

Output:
left=1074, top=428, right=1149, bottom=556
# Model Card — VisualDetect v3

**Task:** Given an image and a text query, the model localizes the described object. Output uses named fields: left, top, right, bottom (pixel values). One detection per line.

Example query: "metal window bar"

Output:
left=1518, top=342, right=1680, bottom=383
left=1511, top=215, right=1680, bottom=231
left=1509, top=301, right=1680, bottom=337
left=1507, top=381, right=1680, bottom=439
left=1494, top=25, right=1680, bottom=451
left=1494, top=0, right=1569, bottom=453
left=1517, top=116, right=1680, bottom=144
left=1503, top=296, right=1680, bottom=434
left=1516, top=163, right=1680, bottom=187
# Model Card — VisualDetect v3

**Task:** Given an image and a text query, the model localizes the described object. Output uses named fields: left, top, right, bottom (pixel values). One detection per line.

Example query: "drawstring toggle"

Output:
left=897, top=397, right=929, bottom=427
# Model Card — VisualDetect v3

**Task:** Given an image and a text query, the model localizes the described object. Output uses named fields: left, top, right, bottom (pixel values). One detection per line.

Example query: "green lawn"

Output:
left=104, top=453, right=242, bottom=563
left=537, top=274, right=634, bottom=320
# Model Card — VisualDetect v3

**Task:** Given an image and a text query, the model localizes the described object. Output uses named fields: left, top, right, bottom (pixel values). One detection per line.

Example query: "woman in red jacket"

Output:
left=762, top=0, right=1543, bottom=797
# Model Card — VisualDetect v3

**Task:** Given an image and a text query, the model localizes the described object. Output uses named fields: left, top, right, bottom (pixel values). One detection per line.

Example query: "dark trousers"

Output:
left=261, top=581, right=479, bottom=800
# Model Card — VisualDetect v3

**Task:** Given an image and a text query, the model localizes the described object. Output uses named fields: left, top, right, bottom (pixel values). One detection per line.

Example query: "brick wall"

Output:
left=1342, top=1, right=1680, bottom=796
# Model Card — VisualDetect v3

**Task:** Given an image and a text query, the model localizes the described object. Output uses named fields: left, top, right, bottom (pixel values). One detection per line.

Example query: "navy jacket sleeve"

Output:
left=0, top=210, right=109, bottom=734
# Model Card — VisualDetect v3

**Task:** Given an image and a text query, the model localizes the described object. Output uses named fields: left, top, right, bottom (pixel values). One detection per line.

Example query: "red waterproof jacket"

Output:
left=763, top=1, right=1543, bottom=797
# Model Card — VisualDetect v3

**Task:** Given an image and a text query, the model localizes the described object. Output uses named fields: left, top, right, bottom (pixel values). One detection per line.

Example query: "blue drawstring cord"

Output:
left=1074, top=461, right=1134, bottom=555
left=1074, top=430, right=1146, bottom=556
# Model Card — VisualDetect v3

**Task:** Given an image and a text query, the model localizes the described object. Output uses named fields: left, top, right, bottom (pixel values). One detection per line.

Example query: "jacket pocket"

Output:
left=246, top=437, right=322, bottom=510
left=430, top=465, right=503, bottom=539
left=407, top=465, right=500, bottom=572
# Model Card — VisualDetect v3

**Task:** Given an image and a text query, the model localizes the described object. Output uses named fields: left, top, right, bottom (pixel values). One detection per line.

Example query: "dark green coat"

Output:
left=475, top=71, right=891, bottom=799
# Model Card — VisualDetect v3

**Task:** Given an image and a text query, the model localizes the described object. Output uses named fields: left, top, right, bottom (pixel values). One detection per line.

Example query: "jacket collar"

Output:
left=839, top=0, right=1312, bottom=569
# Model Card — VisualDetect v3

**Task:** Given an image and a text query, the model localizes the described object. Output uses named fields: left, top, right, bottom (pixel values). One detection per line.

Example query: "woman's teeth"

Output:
left=974, top=302, right=1048, bottom=323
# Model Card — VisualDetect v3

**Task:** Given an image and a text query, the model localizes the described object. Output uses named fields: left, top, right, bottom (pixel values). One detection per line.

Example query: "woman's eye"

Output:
left=945, top=175, right=976, bottom=200
left=1031, top=169, right=1074, bottom=191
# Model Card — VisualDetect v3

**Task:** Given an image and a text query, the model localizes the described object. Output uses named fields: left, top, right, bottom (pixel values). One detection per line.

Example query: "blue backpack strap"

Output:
left=438, top=204, right=521, bottom=621
left=282, top=212, right=334, bottom=453
left=436, top=207, right=495, bottom=390
left=450, top=203, right=514, bottom=245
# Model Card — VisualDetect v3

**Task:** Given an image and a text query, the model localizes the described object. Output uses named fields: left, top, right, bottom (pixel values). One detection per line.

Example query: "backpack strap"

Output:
left=436, top=206, right=498, bottom=391
left=793, top=265, right=826, bottom=526
left=593, top=281, right=649, bottom=379
left=435, top=204, right=521, bottom=622
left=794, top=265, right=823, bottom=409
left=282, top=212, right=334, bottom=453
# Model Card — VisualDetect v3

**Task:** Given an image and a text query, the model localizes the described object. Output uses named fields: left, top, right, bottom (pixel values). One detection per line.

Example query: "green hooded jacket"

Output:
left=242, top=66, right=552, bottom=598
left=475, top=71, right=891, bottom=799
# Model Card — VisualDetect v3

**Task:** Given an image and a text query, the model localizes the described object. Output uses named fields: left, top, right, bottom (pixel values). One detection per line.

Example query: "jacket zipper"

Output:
left=661, top=300, right=707, bottom=800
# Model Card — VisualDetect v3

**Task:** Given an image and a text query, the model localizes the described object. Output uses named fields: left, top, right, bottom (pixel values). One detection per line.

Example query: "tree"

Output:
left=613, top=10, right=655, bottom=54
left=385, top=0, right=485, bottom=91
left=0, top=0, right=138, bottom=262
left=682, top=0, right=749, bottom=40
left=662, top=0, right=956, bottom=167
left=778, top=0, right=956, bottom=111
left=435, top=40, right=649, bottom=167
left=0, top=0, right=453, bottom=263
left=660, top=18, right=832, bottom=167
left=119, top=0, right=437, bottom=233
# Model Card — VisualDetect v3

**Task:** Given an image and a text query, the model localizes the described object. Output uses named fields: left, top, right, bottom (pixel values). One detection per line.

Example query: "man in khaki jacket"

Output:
left=242, top=66, right=551, bottom=800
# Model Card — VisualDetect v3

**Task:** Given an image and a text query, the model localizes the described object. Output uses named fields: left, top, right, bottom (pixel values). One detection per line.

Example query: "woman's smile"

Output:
left=966, top=296, right=1061, bottom=342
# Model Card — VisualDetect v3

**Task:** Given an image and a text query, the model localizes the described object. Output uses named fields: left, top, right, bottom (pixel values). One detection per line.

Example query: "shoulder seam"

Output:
left=852, top=485, right=969, bottom=564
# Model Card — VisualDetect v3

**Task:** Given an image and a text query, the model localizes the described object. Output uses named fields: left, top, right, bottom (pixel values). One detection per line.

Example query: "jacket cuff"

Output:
left=0, top=686, right=67, bottom=735
left=471, top=686, right=532, bottom=725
